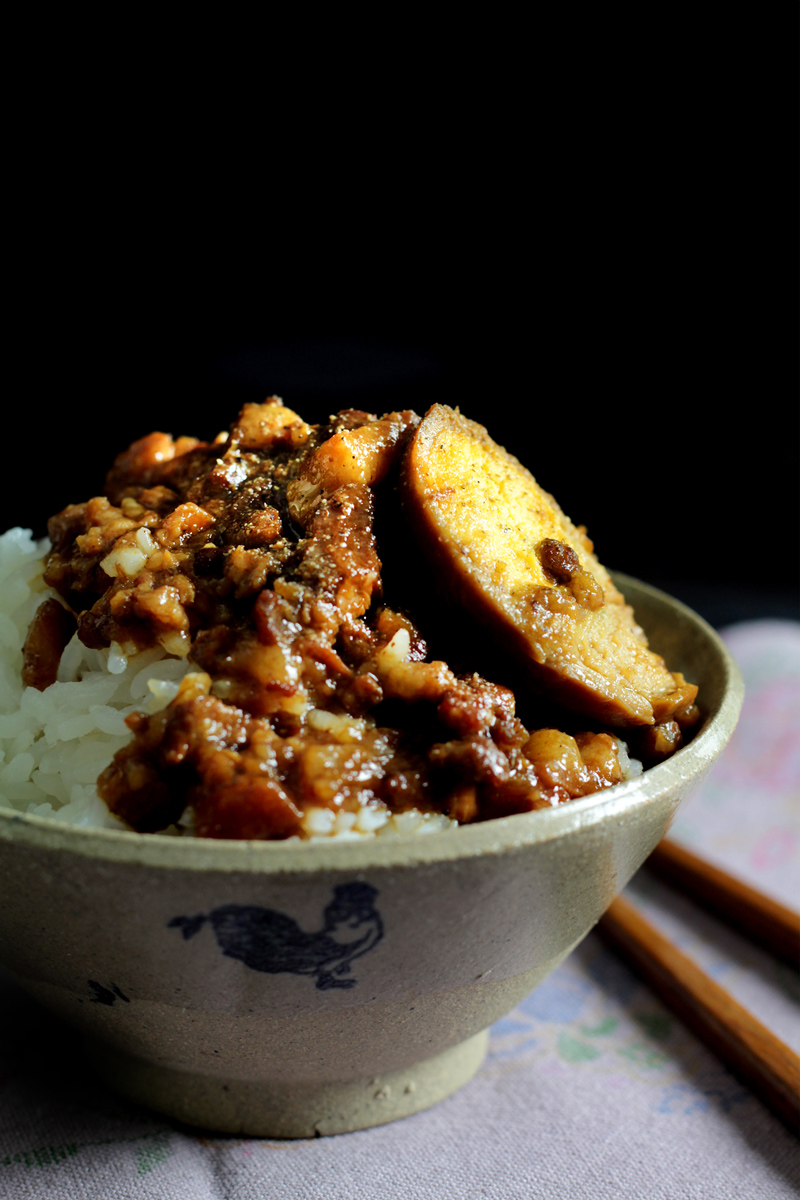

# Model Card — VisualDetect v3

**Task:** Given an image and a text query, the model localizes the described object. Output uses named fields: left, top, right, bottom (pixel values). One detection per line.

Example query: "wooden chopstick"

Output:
left=645, top=837, right=800, bottom=967
left=597, top=895, right=800, bottom=1133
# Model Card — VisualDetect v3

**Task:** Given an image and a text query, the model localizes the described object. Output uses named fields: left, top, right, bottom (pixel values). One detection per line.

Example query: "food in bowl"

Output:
left=0, top=401, right=699, bottom=840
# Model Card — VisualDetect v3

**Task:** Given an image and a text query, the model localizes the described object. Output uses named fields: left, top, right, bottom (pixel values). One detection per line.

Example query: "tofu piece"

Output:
left=401, top=405, right=696, bottom=727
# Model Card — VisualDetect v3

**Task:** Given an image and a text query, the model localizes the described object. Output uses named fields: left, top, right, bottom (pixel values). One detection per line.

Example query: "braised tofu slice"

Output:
left=402, top=405, right=696, bottom=727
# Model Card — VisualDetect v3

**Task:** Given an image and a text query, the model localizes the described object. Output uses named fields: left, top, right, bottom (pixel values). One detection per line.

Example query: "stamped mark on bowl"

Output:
left=168, top=882, right=384, bottom=990
left=87, top=981, right=130, bottom=1006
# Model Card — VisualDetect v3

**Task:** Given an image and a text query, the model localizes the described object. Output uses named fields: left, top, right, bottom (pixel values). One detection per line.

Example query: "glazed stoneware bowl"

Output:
left=0, top=576, right=742, bottom=1137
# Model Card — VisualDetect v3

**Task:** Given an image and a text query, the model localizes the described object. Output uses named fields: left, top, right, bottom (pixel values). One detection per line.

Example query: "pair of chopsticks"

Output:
left=597, top=837, right=800, bottom=1134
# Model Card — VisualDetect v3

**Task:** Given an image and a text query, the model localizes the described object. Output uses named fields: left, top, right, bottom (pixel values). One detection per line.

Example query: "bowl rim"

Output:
left=0, top=574, right=744, bottom=873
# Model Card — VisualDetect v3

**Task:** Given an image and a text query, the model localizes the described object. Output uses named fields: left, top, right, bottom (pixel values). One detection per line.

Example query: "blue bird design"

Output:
left=168, top=882, right=383, bottom=990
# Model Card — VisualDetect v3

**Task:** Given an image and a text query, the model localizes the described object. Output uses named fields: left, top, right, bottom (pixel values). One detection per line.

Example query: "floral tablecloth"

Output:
left=1, top=620, right=798, bottom=1199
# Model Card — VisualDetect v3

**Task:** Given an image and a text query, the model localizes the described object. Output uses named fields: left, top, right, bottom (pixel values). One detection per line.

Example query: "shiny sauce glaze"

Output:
left=35, top=400, right=681, bottom=838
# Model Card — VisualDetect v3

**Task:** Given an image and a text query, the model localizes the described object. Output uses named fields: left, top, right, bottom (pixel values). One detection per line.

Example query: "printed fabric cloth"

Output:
left=0, top=620, right=798, bottom=1200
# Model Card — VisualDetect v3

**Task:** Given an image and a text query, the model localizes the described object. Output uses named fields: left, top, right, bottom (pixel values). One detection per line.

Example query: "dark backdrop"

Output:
left=4, top=23, right=797, bottom=630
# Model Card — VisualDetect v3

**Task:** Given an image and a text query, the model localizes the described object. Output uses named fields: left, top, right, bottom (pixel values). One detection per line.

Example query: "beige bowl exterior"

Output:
left=0, top=576, right=743, bottom=1136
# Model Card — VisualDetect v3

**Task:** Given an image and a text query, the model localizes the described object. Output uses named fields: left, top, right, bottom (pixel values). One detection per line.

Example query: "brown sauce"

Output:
left=35, top=400, right=670, bottom=839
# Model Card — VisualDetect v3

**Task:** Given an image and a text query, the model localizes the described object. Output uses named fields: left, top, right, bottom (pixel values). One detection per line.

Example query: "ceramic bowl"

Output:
left=0, top=576, right=743, bottom=1137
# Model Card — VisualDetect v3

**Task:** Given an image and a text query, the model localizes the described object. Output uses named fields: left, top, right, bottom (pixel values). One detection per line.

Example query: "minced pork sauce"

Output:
left=24, top=400, right=691, bottom=839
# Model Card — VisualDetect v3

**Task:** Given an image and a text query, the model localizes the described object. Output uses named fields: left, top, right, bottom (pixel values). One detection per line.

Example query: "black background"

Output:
left=4, top=17, right=797, bottom=630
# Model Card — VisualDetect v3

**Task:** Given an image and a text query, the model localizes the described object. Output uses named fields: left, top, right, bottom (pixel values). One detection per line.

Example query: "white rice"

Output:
left=0, top=528, right=195, bottom=831
left=0, top=528, right=640, bottom=839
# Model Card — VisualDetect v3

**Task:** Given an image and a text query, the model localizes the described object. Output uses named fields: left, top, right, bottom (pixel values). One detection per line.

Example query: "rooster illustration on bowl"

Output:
left=168, top=882, right=384, bottom=990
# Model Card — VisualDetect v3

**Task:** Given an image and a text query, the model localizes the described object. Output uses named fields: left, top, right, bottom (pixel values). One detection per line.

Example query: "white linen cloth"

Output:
left=0, top=620, right=798, bottom=1199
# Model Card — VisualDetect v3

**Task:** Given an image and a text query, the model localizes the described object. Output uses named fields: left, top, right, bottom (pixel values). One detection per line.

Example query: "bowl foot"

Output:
left=86, top=1028, right=489, bottom=1137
